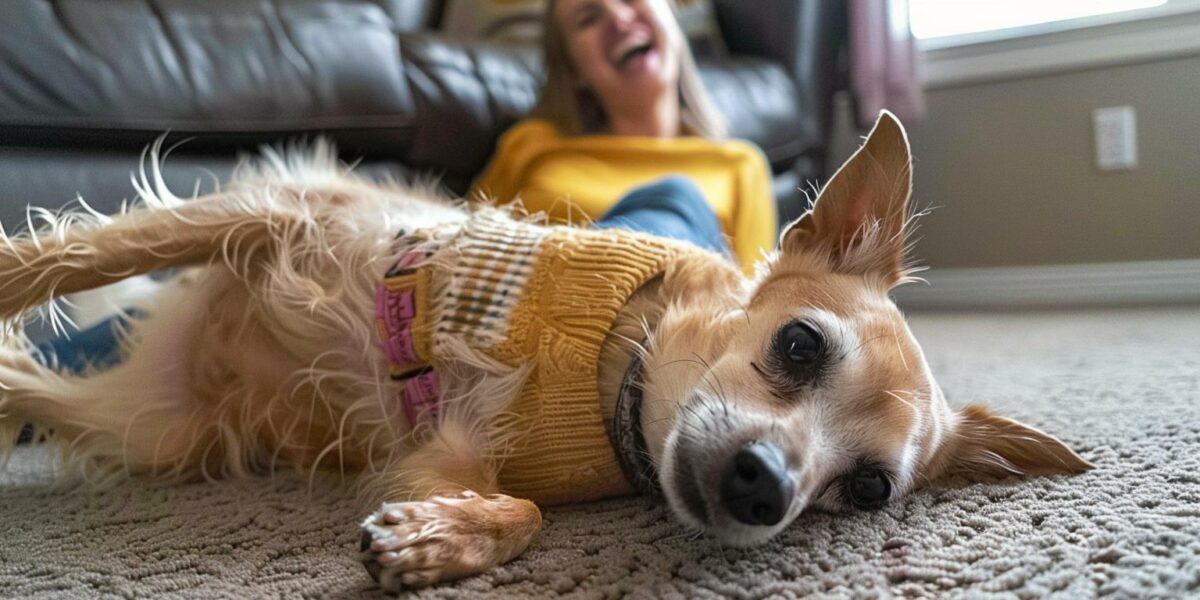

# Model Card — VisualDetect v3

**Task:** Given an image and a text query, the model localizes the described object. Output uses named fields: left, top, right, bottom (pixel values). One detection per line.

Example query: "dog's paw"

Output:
left=359, top=491, right=542, bottom=592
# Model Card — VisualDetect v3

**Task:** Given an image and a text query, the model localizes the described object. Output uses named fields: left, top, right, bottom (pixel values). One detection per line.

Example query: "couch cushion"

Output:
left=372, top=0, right=444, bottom=31
left=700, top=57, right=810, bottom=170
left=0, top=0, right=417, bottom=153
left=395, top=35, right=542, bottom=192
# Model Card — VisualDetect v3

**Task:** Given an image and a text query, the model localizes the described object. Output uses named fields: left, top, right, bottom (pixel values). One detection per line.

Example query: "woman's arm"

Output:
left=468, top=147, right=516, bottom=205
left=730, top=143, right=779, bottom=273
left=467, top=120, right=556, bottom=205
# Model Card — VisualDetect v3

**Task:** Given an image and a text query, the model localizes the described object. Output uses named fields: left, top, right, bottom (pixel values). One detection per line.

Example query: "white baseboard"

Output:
left=893, top=260, right=1200, bottom=310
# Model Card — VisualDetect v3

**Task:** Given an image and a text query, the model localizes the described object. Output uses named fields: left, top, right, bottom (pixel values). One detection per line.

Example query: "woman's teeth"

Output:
left=616, top=43, right=653, bottom=68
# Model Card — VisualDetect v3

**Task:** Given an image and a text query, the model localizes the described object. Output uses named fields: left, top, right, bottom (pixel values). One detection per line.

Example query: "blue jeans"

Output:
left=595, top=175, right=730, bottom=257
left=36, top=176, right=730, bottom=375
left=35, top=312, right=138, bottom=375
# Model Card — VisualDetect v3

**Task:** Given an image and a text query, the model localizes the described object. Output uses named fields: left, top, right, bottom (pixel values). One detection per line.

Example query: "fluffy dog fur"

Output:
left=0, top=113, right=1091, bottom=591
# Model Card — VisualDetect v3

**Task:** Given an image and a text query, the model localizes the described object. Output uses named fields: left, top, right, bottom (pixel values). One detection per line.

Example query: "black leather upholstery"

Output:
left=713, top=0, right=847, bottom=221
left=0, top=0, right=845, bottom=230
left=374, top=0, right=444, bottom=31
left=0, top=1, right=418, bottom=151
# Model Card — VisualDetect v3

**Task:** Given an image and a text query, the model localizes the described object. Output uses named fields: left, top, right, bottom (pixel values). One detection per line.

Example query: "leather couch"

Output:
left=0, top=0, right=847, bottom=232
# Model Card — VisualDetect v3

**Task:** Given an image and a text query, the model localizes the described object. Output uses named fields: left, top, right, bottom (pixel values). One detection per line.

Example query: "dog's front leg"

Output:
left=359, top=425, right=542, bottom=591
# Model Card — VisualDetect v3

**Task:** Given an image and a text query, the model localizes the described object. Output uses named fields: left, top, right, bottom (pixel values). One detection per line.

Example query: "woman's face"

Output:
left=555, top=0, right=681, bottom=113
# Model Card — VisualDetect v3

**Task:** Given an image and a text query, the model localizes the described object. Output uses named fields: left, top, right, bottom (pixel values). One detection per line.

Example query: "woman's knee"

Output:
left=641, top=175, right=703, bottom=198
left=599, top=176, right=730, bottom=257
left=616, top=177, right=715, bottom=227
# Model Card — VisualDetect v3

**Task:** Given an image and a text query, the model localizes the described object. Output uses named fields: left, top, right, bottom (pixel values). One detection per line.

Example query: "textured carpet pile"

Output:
left=2, top=307, right=1198, bottom=598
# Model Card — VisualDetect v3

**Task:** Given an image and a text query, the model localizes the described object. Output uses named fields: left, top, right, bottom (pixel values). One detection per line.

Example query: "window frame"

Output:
left=919, top=0, right=1200, bottom=89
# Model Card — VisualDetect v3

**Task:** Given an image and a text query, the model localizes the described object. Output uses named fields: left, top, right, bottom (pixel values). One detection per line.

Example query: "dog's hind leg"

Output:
left=0, top=271, right=260, bottom=484
left=0, top=348, right=209, bottom=484
left=0, top=190, right=304, bottom=322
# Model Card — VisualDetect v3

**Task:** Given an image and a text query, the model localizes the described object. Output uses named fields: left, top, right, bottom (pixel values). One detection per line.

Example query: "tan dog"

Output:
left=0, top=113, right=1090, bottom=592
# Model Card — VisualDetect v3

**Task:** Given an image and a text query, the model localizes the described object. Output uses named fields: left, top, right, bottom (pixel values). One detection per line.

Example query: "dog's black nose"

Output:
left=719, top=441, right=794, bottom=526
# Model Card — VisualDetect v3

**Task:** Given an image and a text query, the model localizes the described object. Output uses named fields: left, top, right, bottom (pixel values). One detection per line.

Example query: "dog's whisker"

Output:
left=883, top=390, right=916, bottom=411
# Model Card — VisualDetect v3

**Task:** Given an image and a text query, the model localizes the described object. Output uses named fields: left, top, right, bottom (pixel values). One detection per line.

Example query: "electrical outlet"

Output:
left=1093, top=106, right=1138, bottom=171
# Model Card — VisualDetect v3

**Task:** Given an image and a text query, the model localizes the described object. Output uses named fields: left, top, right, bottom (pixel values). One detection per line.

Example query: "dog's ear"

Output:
left=930, top=404, right=1093, bottom=482
left=780, top=110, right=913, bottom=285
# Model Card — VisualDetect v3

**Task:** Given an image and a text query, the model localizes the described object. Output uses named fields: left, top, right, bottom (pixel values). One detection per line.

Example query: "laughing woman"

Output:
left=472, top=0, right=776, bottom=272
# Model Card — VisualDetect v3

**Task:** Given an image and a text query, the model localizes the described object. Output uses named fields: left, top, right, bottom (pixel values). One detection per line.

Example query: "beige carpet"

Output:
left=2, top=307, right=1198, bottom=598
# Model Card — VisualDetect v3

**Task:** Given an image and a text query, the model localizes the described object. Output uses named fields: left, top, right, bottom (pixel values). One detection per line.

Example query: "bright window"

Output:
left=910, top=0, right=1167, bottom=40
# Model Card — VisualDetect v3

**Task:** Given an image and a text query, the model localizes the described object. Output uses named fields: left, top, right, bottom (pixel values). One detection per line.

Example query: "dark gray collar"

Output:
left=611, top=351, right=659, bottom=495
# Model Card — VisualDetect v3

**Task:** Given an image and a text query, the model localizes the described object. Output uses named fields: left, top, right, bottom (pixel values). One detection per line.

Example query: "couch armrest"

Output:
left=711, top=0, right=846, bottom=156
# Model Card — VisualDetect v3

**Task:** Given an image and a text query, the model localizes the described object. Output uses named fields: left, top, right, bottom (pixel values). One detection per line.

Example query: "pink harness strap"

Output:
left=376, top=250, right=441, bottom=424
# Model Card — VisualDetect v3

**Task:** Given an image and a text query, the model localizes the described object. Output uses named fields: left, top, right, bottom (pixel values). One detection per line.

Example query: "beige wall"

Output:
left=830, top=55, right=1200, bottom=269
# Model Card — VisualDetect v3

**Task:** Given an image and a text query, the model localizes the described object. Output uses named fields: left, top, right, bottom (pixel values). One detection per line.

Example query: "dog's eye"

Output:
left=763, top=320, right=827, bottom=393
left=777, top=321, right=823, bottom=365
left=844, top=466, right=892, bottom=509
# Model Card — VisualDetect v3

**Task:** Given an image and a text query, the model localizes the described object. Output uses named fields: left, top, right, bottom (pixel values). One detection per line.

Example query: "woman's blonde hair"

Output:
left=533, top=0, right=727, bottom=139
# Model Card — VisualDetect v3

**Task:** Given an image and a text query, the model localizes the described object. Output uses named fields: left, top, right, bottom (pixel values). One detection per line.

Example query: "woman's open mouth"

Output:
left=610, top=34, right=658, bottom=72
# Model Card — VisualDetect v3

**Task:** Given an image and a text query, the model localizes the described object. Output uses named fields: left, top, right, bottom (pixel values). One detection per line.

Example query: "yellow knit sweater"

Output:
left=471, top=119, right=776, bottom=273
left=376, top=211, right=691, bottom=505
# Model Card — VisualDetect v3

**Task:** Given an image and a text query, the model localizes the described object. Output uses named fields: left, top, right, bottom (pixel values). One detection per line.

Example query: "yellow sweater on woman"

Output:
left=471, top=119, right=777, bottom=271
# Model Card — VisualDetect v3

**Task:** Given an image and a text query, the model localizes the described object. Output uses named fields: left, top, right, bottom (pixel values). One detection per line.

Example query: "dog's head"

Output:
left=643, top=111, right=1092, bottom=546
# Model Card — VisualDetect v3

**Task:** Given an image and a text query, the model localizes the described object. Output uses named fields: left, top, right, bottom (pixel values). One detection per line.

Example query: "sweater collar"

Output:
left=611, top=350, right=659, bottom=495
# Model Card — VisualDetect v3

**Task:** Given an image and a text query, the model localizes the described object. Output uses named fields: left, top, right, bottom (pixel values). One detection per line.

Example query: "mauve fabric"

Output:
left=849, top=0, right=925, bottom=128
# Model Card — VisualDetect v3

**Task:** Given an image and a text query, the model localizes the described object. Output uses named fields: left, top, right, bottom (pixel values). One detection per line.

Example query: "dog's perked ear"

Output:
left=930, top=405, right=1094, bottom=482
left=780, top=110, right=913, bottom=286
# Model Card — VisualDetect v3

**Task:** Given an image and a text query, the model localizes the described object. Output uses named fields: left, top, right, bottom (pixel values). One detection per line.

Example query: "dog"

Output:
left=0, top=112, right=1091, bottom=592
